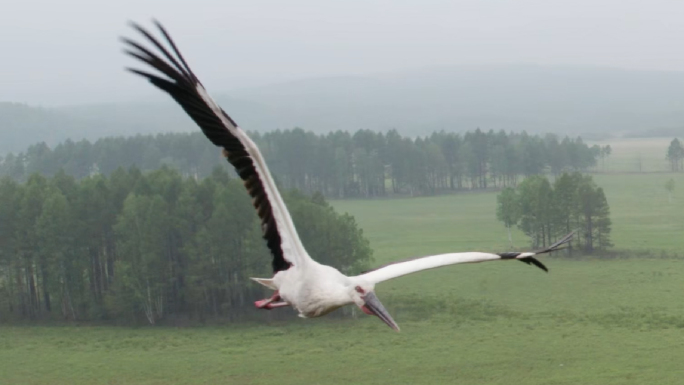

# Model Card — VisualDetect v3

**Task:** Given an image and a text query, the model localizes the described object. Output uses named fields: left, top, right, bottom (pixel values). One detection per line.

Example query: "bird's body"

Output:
left=276, top=263, right=358, bottom=318
left=122, top=21, right=574, bottom=331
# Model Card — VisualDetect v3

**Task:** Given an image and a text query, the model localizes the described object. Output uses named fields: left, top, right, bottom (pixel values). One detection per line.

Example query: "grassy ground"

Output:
left=3, top=167, right=684, bottom=384
left=333, top=172, right=684, bottom=259
left=3, top=258, right=684, bottom=385
left=593, top=173, right=684, bottom=253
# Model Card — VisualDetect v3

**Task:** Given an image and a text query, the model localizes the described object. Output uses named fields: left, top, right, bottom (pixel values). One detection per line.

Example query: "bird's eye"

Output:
left=355, top=286, right=365, bottom=294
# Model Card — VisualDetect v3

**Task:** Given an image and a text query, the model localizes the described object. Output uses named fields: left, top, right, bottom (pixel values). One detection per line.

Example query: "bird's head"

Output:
left=350, top=282, right=400, bottom=332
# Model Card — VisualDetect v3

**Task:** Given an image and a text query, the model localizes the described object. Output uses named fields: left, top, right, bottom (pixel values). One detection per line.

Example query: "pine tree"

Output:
left=496, top=187, right=521, bottom=246
left=666, top=138, right=684, bottom=172
left=517, top=175, right=554, bottom=248
left=594, top=188, right=613, bottom=251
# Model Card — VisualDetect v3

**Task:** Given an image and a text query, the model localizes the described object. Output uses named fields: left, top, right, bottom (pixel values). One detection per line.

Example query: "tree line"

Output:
left=497, top=172, right=612, bottom=253
left=0, top=128, right=603, bottom=198
left=0, top=167, right=372, bottom=324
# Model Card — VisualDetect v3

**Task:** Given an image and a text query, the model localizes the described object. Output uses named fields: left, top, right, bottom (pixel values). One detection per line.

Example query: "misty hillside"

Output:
left=229, top=65, right=684, bottom=136
left=0, top=103, right=92, bottom=154
left=3, top=65, right=684, bottom=154
left=0, top=98, right=281, bottom=154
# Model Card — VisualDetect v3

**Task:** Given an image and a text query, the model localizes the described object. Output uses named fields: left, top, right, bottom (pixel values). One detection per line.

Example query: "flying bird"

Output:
left=121, top=21, right=574, bottom=332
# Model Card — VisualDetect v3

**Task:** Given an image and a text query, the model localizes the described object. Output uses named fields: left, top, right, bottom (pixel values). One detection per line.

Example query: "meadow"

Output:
left=333, top=172, right=684, bottom=258
left=2, top=138, right=684, bottom=385
left=3, top=257, right=684, bottom=385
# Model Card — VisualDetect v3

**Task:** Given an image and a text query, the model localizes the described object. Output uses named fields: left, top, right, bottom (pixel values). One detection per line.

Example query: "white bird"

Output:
left=122, top=21, right=574, bottom=332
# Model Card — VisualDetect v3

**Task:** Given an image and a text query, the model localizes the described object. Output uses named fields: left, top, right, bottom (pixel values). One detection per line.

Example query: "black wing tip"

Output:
left=151, top=19, right=167, bottom=34
left=126, top=18, right=162, bottom=33
left=124, top=20, right=150, bottom=41
left=122, top=18, right=286, bottom=273
left=124, top=67, right=148, bottom=77
left=122, top=18, right=203, bottom=91
left=119, top=36, right=134, bottom=45
left=519, top=257, right=549, bottom=272
left=126, top=20, right=142, bottom=30
left=498, top=231, right=575, bottom=273
left=498, top=252, right=549, bottom=273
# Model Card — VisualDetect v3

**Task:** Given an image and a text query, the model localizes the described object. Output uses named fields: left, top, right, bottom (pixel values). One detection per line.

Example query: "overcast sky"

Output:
left=3, top=0, right=684, bottom=106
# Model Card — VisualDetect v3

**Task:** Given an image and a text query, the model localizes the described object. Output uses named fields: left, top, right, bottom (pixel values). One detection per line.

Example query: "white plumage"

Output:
left=122, top=21, right=573, bottom=331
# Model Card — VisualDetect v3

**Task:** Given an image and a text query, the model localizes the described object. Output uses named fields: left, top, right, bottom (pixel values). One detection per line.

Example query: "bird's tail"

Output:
left=250, top=277, right=278, bottom=290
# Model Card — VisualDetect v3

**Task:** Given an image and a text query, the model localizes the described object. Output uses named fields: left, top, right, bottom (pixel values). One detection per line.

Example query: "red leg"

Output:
left=263, top=301, right=289, bottom=309
left=255, top=291, right=286, bottom=310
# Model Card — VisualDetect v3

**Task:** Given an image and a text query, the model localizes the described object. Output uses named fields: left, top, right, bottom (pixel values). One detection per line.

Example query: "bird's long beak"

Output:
left=363, top=292, right=400, bottom=332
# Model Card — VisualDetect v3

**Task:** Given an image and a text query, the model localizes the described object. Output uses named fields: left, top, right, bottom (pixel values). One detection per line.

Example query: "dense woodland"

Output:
left=0, top=167, right=372, bottom=323
left=0, top=128, right=619, bottom=324
left=0, top=128, right=604, bottom=197
left=497, top=172, right=612, bottom=253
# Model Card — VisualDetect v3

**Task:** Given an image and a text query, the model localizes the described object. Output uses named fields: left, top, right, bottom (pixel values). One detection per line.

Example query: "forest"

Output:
left=497, top=172, right=611, bottom=252
left=0, top=128, right=614, bottom=324
left=0, top=167, right=372, bottom=324
left=0, top=128, right=604, bottom=197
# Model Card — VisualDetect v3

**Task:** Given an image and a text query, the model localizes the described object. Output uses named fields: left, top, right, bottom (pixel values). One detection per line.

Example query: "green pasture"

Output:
left=3, top=167, right=684, bottom=385
left=3, top=257, right=684, bottom=385
left=333, top=172, right=684, bottom=260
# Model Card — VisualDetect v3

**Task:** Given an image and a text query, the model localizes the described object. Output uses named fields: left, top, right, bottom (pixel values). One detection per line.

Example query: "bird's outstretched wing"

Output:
left=121, top=21, right=310, bottom=272
left=356, top=232, right=574, bottom=284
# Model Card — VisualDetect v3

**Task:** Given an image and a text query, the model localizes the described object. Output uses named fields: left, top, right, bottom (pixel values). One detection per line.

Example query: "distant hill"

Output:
left=0, top=98, right=282, bottom=154
left=228, top=65, right=684, bottom=136
left=3, top=65, right=684, bottom=154
left=0, top=102, right=91, bottom=154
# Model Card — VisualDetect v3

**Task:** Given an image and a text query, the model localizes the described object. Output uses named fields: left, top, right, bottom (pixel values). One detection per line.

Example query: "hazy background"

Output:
left=3, top=0, right=684, bottom=153
left=4, top=3, right=684, bottom=384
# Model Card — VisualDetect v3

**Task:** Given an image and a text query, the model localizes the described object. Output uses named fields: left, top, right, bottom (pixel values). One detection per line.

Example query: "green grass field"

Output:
left=2, top=167, right=684, bottom=384
left=3, top=258, right=684, bottom=385
left=333, top=172, right=684, bottom=259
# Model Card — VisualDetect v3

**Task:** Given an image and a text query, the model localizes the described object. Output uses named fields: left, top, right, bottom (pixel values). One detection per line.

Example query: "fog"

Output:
left=4, top=0, right=684, bottom=107
left=3, top=3, right=684, bottom=384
